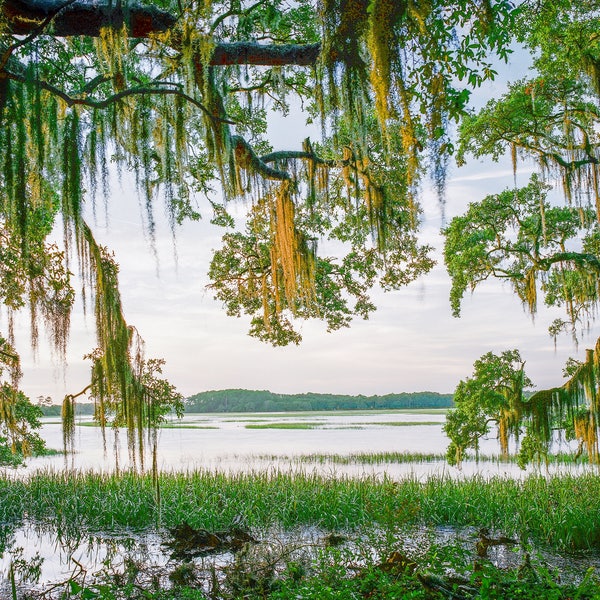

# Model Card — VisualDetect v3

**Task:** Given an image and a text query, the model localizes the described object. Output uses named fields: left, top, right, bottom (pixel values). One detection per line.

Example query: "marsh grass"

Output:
left=1, top=470, right=600, bottom=550
left=244, top=421, right=440, bottom=430
left=76, top=422, right=219, bottom=430
left=244, top=423, right=320, bottom=430
left=367, top=421, right=441, bottom=426
left=273, top=450, right=594, bottom=466
left=273, top=451, right=448, bottom=464
left=159, top=424, right=219, bottom=429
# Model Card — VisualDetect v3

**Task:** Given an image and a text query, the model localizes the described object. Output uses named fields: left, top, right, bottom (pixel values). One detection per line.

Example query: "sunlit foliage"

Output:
left=445, top=1, right=600, bottom=463
left=0, top=0, right=518, bottom=459
left=445, top=350, right=532, bottom=467
left=454, top=2, right=600, bottom=338
left=444, top=175, right=600, bottom=333
left=0, top=336, right=45, bottom=465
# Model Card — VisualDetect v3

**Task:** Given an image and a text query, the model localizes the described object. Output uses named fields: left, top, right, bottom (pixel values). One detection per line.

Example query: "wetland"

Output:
left=1, top=411, right=600, bottom=598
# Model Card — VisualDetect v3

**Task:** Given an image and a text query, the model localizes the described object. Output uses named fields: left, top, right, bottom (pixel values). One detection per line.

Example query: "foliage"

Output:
left=207, top=122, right=435, bottom=345
left=452, top=2, right=600, bottom=338
left=0, top=336, right=46, bottom=466
left=444, top=174, right=600, bottom=330
left=9, top=517, right=600, bottom=599
left=0, top=0, right=517, bottom=351
left=59, top=227, right=184, bottom=466
left=5, top=470, right=600, bottom=557
left=185, top=388, right=453, bottom=412
left=445, top=1, right=600, bottom=465
left=0, top=0, right=520, bottom=456
left=0, top=471, right=600, bottom=600
left=444, top=350, right=532, bottom=466
left=446, top=343, right=600, bottom=468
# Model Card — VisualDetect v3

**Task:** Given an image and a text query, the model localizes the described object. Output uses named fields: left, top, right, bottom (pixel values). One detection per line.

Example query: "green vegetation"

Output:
left=8, top=536, right=600, bottom=599
left=245, top=422, right=320, bottom=430
left=2, top=470, right=600, bottom=551
left=445, top=347, right=600, bottom=469
left=185, top=389, right=454, bottom=413
left=0, top=337, right=48, bottom=466
left=0, top=471, right=600, bottom=600
left=443, top=2, right=600, bottom=466
left=245, top=420, right=440, bottom=430
left=3, top=470, right=600, bottom=597
left=0, top=0, right=515, bottom=459
left=256, top=450, right=599, bottom=466
left=0, top=0, right=597, bottom=480
left=258, top=452, right=448, bottom=464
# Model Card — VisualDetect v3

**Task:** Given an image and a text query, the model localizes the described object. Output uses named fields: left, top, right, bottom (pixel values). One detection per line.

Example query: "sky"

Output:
left=14, top=48, right=600, bottom=402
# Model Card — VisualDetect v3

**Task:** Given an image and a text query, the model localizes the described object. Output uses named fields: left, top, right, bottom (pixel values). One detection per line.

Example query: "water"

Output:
left=1, top=411, right=595, bottom=596
left=13, top=411, right=585, bottom=479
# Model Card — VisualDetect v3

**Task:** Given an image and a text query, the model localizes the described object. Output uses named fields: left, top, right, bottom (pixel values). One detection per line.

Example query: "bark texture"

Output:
left=3, top=0, right=177, bottom=37
left=2, top=0, right=322, bottom=66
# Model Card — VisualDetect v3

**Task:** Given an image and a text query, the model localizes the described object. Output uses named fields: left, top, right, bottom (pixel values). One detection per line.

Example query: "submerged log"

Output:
left=164, top=521, right=258, bottom=559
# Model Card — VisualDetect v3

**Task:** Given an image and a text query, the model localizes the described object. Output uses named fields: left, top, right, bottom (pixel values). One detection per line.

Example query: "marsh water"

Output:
left=1, top=410, right=597, bottom=596
left=12, top=410, right=587, bottom=478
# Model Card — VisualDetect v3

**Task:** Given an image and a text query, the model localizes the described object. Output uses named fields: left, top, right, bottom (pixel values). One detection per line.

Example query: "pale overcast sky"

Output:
left=14, top=49, right=600, bottom=402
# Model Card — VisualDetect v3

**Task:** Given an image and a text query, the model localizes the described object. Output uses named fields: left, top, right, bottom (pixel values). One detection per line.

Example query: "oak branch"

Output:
left=2, top=0, right=322, bottom=66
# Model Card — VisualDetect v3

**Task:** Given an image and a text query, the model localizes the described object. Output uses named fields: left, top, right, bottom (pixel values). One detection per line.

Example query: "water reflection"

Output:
left=1, top=413, right=597, bottom=596
left=2, top=519, right=599, bottom=598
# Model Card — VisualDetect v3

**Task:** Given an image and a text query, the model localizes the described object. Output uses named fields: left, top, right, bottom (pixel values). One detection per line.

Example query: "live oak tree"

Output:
left=444, top=0, right=600, bottom=466
left=0, top=0, right=517, bottom=461
left=444, top=174, right=600, bottom=328
left=446, top=343, right=600, bottom=468
left=444, top=350, right=532, bottom=467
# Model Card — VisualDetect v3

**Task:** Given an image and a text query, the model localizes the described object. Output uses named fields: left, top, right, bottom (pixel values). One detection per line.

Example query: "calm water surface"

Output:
left=11, top=411, right=587, bottom=479
left=1, top=411, right=596, bottom=595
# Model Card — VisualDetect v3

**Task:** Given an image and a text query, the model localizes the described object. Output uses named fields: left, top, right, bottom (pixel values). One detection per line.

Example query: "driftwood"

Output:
left=163, top=522, right=258, bottom=559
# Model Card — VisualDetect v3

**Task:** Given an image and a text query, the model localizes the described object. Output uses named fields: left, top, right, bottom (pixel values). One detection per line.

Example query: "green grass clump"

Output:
left=282, top=451, right=447, bottom=464
left=1, top=470, right=600, bottom=551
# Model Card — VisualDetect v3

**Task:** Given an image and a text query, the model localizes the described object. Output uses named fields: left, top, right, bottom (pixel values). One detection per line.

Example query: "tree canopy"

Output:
left=0, top=0, right=519, bottom=459
left=450, top=1, right=600, bottom=336
left=3, top=0, right=600, bottom=469
left=444, top=0, right=600, bottom=466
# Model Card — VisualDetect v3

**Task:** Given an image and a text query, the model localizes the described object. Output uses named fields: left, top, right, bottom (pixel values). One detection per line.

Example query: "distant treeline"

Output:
left=40, top=403, right=96, bottom=417
left=185, top=389, right=454, bottom=413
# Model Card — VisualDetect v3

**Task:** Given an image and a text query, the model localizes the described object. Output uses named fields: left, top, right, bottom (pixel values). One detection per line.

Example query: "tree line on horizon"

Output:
left=37, top=389, right=453, bottom=416
left=184, top=389, right=454, bottom=413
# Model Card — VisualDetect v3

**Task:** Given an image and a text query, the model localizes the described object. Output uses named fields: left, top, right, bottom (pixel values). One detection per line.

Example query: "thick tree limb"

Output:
left=231, top=135, right=291, bottom=180
left=537, top=251, right=600, bottom=273
left=2, top=0, right=322, bottom=66
left=261, top=149, right=335, bottom=166
left=211, top=42, right=320, bottom=67
left=2, top=0, right=177, bottom=37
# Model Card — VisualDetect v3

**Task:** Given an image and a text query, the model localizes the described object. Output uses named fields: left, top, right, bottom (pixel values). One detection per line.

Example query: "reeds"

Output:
left=1, top=470, right=599, bottom=550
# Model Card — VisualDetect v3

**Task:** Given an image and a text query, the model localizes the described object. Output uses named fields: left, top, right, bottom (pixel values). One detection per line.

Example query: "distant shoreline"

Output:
left=39, top=389, right=454, bottom=416
left=185, top=389, right=454, bottom=413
